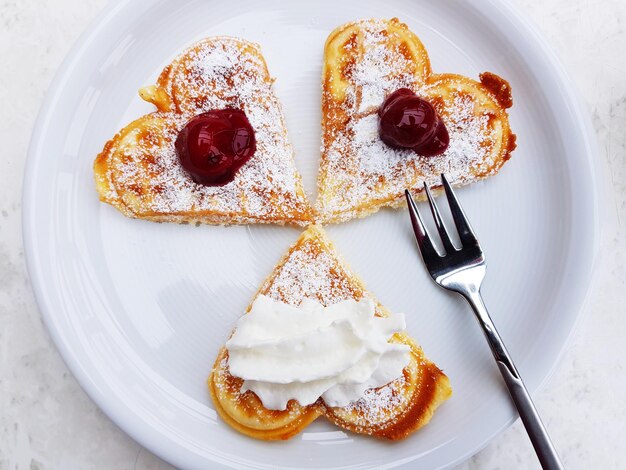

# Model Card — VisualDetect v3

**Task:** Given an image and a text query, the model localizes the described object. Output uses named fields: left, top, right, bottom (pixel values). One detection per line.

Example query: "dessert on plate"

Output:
left=94, top=37, right=312, bottom=226
left=316, top=18, right=516, bottom=223
left=209, top=225, right=451, bottom=440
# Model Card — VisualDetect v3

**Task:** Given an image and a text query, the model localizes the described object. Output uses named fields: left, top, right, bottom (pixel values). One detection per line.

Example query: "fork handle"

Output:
left=462, top=288, right=564, bottom=470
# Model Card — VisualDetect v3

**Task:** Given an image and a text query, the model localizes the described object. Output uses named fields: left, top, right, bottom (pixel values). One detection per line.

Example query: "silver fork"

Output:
left=405, top=174, right=563, bottom=470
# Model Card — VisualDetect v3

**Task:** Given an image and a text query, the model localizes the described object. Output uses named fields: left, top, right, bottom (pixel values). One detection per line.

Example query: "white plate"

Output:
left=23, top=0, right=600, bottom=468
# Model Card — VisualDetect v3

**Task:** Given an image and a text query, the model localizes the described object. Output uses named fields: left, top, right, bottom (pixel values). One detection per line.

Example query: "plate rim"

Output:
left=22, top=0, right=602, bottom=468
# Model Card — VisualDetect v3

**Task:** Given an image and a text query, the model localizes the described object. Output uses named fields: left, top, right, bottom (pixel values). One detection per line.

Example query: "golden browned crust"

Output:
left=323, top=332, right=451, bottom=440
left=208, top=225, right=451, bottom=440
left=480, top=72, right=514, bottom=109
left=94, top=37, right=313, bottom=226
left=209, top=348, right=324, bottom=441
left=316, top=18, right=516, bottom=223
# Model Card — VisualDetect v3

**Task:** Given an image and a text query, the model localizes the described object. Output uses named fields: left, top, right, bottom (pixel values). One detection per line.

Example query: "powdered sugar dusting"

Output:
left=266, top=236, right=364, bottom=307
left=320, top=91, right=493, bottom=215
left=352, top=93, right=491, bottom=183
left=107, top=38, right=309, bottom=223
left=343, top=375, right=408, bottom=427
left=352, top=21, right=417, bottom=113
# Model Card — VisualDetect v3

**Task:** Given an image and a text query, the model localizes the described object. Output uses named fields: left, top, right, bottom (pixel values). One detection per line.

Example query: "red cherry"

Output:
left=175, top=109, right=256, bottom=186
left=414, top=119, right=450, bottom=157
left=378, top=89, right=449, bottom=156
left=378, top=88, right=415, bottom=117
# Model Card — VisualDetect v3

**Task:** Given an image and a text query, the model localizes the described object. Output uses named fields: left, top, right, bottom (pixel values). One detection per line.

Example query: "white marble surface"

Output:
left=1, top=0, right=625, bottom=468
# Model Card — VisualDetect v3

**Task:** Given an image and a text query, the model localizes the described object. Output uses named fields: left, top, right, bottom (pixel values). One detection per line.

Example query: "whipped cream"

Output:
left=226, top=295, right=410, bottom=410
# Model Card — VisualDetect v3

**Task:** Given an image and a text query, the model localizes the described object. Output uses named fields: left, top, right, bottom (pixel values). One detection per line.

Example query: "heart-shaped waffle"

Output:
left=208, top=225, right=451, bottom=440
left=316, top=18, right=516, bottom=223
left=94, top=37, right=313, bottom=226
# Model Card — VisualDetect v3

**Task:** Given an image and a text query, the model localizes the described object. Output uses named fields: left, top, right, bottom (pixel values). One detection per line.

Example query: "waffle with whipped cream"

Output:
left=316, top=18, right=516, bottom=223
left=94, top=37, right=313, bottom=226
left=208, top=225, right=451, bottom=440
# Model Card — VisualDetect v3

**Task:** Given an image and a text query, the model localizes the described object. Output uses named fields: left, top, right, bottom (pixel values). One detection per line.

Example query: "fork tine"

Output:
left=405, top=190, right=440, bottom=259
left=423, top=182, right=457, bottom=253
left=441, top=174, right=479, bottom=246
